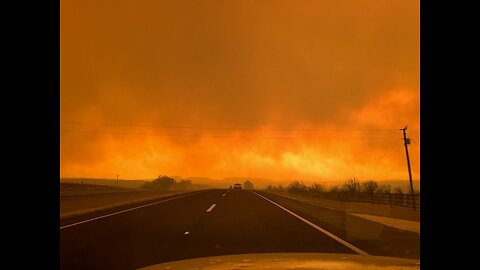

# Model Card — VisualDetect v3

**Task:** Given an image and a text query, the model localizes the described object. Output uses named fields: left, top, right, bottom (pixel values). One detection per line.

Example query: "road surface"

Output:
left=60, top=189, right=419, bottom=269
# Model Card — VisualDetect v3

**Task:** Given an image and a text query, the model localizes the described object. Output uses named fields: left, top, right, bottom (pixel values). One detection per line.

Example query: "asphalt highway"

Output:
left=60, top=189, right=419, bottom=269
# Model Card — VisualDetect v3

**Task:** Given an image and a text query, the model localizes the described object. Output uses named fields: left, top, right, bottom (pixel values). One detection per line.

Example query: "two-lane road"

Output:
left=60, top=189, right=418, bottom=269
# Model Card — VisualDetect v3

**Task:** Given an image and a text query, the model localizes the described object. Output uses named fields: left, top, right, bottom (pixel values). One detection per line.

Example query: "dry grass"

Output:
left=60, top=182, right=137, bottom=196
left=60, top=183, right=196, bottom=219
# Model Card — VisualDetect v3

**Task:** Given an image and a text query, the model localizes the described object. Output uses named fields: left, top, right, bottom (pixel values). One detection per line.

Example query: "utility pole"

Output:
left=116, top=174, right=119, bottom=186
left=401, top=126, right=416, bottom=211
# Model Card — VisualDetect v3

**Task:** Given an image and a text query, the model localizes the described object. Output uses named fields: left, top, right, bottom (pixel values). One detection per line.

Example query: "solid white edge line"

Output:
left=60, top=191, right=202, bottom=230
left=206, top=203, right=216, bottom=212
left=251, top=191, right=369, bottom=256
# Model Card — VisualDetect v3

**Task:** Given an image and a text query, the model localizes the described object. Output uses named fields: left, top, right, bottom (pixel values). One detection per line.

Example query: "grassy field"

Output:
left=60, top=178, right=150, bottom=189
left=60, top=182, right=140, bottom=196
left=60, top=182, right=198, bottom=219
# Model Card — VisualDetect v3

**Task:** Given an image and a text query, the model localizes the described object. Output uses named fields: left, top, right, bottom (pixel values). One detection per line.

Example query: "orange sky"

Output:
left=60, top=0, right=419, bottom=184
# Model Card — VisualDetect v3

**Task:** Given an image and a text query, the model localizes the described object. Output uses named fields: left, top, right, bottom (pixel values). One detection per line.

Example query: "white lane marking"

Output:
left=206, top=204, right=216, bottom=212
left=251, top=191, right=369, bottom=256
left=60, top=192, right=202, bottom=230
left=184, top=231, right=190, bottom=235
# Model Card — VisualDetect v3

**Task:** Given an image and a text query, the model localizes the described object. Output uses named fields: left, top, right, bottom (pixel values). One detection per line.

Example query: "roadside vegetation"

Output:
left=142, top=175, right=196, bottom=190
left=60, top=182, right=136, bottom=197
left=243, top=180, right=254, bottom=190
left=266, top=178, right=420, bottom=209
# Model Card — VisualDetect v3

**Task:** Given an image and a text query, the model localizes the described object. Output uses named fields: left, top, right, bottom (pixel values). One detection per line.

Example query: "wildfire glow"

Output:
left=61, top=0, right=419, bottom=185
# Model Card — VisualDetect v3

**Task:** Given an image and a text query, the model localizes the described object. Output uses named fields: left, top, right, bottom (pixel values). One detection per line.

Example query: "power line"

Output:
left=60, top=121, right=400, bottom=132
left=60, top=129, right=403, bottom=141
left=410, top=138, right=419, bottom=146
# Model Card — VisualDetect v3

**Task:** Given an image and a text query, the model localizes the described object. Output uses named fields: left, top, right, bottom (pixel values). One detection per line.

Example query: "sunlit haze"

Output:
left=60, top=0, right=419, bottom=184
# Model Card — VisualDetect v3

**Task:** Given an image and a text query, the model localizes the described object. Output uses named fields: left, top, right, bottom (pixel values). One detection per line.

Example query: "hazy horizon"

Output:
left=60, top=176, right=420, bottom=190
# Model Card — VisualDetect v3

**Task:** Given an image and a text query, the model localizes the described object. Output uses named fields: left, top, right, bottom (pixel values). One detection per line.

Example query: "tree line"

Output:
left=266, top=178, right=419, bottom=196
left=142, top=176, right=257, bottom=191
left=142, top=175, right=194, bottom=190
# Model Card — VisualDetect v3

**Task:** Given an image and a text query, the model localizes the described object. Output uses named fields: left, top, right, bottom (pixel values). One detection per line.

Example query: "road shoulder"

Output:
left=257, top=190, right=420, bottom=259
left=264, top=191, right=420, bottom=221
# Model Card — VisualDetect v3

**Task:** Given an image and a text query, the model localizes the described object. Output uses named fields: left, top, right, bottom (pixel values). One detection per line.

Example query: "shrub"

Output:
left=377, top=184, right=392, bottom=194
left=287, top=181, right=308, bottom=194
left=392, top=186, right=404, bottom=194
left=362, top=180, right=378, bottom=194
left=308, top=182, right=326, bottom=194
left=343, top=178, right=361, bottom=194
left=142, top=176, right=196, bottom=190
left=243, top=180, right=254, bottom=190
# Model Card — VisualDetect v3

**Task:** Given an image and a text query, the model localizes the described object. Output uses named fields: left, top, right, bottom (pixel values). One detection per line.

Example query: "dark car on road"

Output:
left=233, top=183, right=242, bottom=190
